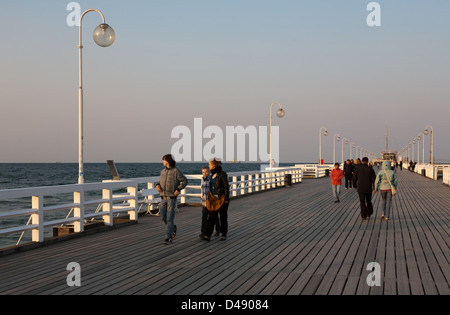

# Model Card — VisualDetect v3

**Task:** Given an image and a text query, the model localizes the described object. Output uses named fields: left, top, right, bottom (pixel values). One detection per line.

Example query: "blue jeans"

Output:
left=159, top=198, right=177, bottom=240
left=332, top=185, right=341, bottom=201
left=380, top=190, right=393, bottom=218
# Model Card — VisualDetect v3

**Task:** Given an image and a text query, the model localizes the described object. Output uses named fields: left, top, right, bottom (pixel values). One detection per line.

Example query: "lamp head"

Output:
left=423, top=129, right=429, bottom=135
left=323, top=130, right=328, bottom=136
left=276, top=108, right=285, bottom=118
left=93, top=23, right=115, bottom=47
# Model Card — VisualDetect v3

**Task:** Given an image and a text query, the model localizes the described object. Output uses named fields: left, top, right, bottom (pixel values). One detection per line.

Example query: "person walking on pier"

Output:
left=355, top=157, right=376, bottom=220
left=209, top=158, right=230, bottom=240
left=331, top=163, right=344, bottom=202
left=353, top=158, right=360, bottom=189
left=199, top=166, right=220, bottom=241
left=155, top=154, right=188, bottom=245
left=343, top=160, right=354, bottom=189
left=374, top=161, right=398, bottom=221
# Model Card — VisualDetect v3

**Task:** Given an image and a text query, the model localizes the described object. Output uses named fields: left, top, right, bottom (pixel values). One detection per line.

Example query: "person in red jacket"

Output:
left=331, top=163, right=344, bottom=203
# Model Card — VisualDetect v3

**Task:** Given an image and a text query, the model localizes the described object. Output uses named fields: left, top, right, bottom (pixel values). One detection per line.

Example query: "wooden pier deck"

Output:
left=0, top=169, right=449, bottom=295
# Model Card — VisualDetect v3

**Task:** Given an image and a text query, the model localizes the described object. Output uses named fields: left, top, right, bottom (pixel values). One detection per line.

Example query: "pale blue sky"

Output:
left=1, top=0, right=449, bottom=163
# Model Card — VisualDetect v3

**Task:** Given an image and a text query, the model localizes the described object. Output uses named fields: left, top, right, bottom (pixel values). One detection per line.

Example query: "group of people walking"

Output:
left=155, top=154, right=230, bottom=245
left=331, top=158, right=398, bottom=221
left=155, top=153, right=399, bottom=245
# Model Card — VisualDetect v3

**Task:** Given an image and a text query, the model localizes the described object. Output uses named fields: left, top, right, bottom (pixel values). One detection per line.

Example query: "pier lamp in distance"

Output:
left=93, top=23, right=115, bottom=47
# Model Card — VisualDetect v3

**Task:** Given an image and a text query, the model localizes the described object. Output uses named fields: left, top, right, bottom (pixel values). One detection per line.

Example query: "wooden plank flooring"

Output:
left=0, top=169, right=449, bottom=295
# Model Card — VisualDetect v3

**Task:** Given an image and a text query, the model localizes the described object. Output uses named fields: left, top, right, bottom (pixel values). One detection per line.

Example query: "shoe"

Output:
left=163, top=238, right=173, bottom=245
left=199, top=233, right=205, bottom=239
left=202, top=235, right=210, bottom=242
left=334, top=201, right=338, bottom=203
left=385, top=217, right=389, bottom=221
left=220, top=235, right=227, bottom=241
left=172, top=225, right=177, bottom=240
left=381, top=214, right=385, bottom=220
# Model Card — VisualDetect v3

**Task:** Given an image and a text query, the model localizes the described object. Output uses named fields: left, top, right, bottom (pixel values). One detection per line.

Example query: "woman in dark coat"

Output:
left=208, top=158, right=230, bottom=240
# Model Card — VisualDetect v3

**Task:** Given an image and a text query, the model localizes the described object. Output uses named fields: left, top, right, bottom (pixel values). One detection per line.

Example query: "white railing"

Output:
left=295, top=164, right=332, bottom=178
left=0, top=167, right=302, bottom=246
left=443, top=168, right=450, bottom=186
left=412, top=163, right=450, bottom=181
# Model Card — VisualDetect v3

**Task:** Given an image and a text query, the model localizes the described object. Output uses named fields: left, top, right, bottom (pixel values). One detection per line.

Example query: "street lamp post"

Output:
left=319, top=127, right=328, bottom=165
left=342, top=138, right=349, bottom=165
left=333, top=134, right=341, bottom=165
left=78, top=9, right=115, bottom=184
left=269, top=102, right=285, bottom=169
left=422, top=132, right=425, bottom=164
left=409, top=143, right=412, bottom=163
left=424, top=126, right=434, bottom=164
left=416, top=135, right=421, bottom=164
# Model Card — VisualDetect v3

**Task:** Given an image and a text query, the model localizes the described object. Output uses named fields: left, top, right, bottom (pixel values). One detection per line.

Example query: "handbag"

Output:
left=383, top=170, right=397, bottom=196
left=206, top=192, right=225, bottom=211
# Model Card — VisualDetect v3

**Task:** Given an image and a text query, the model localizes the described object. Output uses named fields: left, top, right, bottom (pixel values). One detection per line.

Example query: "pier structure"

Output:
left=0, top=168, right=449, bottom=295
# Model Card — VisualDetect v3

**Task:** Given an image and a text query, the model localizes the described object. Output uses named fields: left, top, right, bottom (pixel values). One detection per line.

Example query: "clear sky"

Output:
left=1, top=0, right=449, bottom=163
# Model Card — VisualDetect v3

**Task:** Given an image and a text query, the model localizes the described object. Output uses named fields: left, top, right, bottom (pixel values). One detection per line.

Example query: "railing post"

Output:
left=232, top=176, right=237, bottom=197
left=241, top=175, right=245, bottom=196
left=248, top=174, right=253, bottom=193
left=180, top=188, right=186, bottom=204
left=73, top=190, right=85, bottom=233
left=102, top=188, right=113, bottom=226
left=255, top=173, right=260, bottom=192
left=31, top=195, right=44, bottom=243
left=127, top=185, right=138, bottom=221
left=147, top=182, right=156, bottom=212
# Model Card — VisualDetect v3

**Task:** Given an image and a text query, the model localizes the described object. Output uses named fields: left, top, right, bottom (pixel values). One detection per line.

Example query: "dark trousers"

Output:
left=201, top=207, right=218, bottom=238
left=352, top=174, right=358, bottom=188
left=345, top=175, right=353, bottom=189
left=358, top=192, right=373, bottom=219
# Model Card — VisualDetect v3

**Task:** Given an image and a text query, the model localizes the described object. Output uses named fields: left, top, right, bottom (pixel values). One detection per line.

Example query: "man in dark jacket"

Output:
left=355, top=157, right=376, bottom=220
left=343, top=160, right=354, bottom=189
